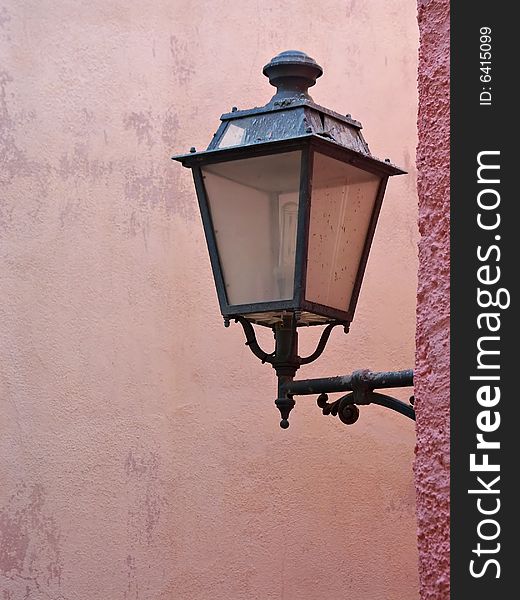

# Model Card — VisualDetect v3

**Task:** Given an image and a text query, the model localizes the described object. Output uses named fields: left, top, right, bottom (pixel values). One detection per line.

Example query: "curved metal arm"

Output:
left=367, top=392, right=415, bottom=420
left=299, top=323, right=341, bottom=365
left=234, top=316, right=275, bottom=364
left=317, top=390, right=415, bottom=425
left=315, top=376, right=415, bottom=428
left=301, top=368, right=415, bottom=428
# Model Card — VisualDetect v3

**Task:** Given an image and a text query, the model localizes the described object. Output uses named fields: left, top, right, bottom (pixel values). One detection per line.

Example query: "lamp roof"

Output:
left=172, top=50, right=404, bottom=176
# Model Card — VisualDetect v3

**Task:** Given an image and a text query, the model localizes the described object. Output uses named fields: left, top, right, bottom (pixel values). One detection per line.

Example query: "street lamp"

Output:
left=173, top=50, right=414, bottom=429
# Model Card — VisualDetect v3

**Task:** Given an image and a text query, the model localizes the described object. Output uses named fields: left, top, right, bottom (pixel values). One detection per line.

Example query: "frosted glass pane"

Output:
left=306, top=153, right=381, bottom=311
left=202, top=152, right=301, bottom=305
left=218, top=123, right=247, bottom=148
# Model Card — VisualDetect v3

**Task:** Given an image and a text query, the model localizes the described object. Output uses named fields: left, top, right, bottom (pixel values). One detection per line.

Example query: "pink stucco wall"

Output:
left=1, top=2, right=419, bottom=599
left=414, top=0, right=450, bottom=598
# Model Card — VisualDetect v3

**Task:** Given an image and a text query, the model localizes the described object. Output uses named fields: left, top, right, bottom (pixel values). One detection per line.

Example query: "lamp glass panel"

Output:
left=306, top=153, right=381, bottom=311
left=202, top=151, right=301, bottom=305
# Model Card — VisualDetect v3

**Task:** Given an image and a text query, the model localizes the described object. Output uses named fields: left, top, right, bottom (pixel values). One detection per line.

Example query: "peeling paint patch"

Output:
left=345, top=0, right=358, bottom=17
left=120, top=447, right=169, bottom=598
left=0, top=71, right=30, bottom=186
left=124, top=112, right=154, bottom=148
left=161, top=108, right=179, bottom=146
left=1, top=71, right=51, bottom=229
left=169, top=36, right=195, bottom=85
left=58, top=143, right=114, bottom=181
left=124, top=447, right=166, bottom=546
left=0, top=7, right=11, bottom=29
left=124, top=165, right=193, bottom=223
left=124, top=447, right=159, bottom=480
left=0, top=483, right=62, bottom=597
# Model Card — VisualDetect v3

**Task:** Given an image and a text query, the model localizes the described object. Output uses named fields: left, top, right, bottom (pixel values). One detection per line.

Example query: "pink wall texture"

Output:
left=415, top=0, right=450, bottom=598
left=1, top=2, right=419, bottom=599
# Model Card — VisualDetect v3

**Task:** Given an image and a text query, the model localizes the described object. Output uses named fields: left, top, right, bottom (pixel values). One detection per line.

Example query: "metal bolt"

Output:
left=190, top=147, right=196, bottom=153
left=231, top=106, right=238, bottom=112
left=305, top=126, right=312, bottom=133
left=346, top=113, right=351, bottom=118
left=384, top=158, right=391, bottom=163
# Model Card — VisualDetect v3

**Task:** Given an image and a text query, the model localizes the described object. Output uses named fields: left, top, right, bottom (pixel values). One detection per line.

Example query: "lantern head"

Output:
left=173, top=50, right=405, bottom=329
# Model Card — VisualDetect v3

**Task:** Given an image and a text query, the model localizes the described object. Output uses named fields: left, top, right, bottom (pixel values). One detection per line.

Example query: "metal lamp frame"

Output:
left=172, top=50, right=414, bottom=429
left=176, top=134, right=402, bottom=327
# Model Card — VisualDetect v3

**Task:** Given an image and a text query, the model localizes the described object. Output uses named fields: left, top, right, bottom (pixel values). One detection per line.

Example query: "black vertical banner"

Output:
left=451, top=2, right=515, bottom=597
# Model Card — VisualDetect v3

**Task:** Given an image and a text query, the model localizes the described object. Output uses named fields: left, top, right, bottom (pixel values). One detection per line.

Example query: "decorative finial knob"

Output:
left=263, top=50, right=323, bottom=102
